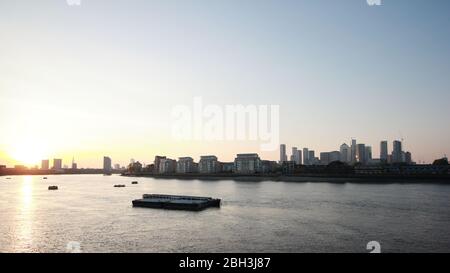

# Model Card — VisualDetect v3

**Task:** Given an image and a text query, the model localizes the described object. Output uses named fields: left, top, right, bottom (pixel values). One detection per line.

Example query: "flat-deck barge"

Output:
left=132, top=194, right=221, bottom=211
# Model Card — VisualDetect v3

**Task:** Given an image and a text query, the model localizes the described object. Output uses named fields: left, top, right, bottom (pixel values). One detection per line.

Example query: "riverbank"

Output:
left=122, top=173, right=450, bottom=184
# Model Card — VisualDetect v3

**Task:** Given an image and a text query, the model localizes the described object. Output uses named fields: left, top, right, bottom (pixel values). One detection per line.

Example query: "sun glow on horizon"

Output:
left=6, top=139, right=50, bottom=167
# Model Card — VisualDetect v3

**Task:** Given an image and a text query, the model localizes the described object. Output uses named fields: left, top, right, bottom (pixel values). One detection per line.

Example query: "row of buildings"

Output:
left=128, top=154, right=278, bottom=175
left=280, top=139, right=413, bottom=166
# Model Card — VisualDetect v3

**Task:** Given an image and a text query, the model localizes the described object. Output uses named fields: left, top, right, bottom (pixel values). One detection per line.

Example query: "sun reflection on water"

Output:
left=15, top=176, right=34, bottom=252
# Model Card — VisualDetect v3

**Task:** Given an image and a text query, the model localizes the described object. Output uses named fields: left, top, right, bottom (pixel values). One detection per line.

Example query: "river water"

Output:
left=0, top=174, right=449, bottom=253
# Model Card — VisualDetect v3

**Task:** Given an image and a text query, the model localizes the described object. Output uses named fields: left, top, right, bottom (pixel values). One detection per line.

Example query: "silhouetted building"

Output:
left=392, top=140, right=403, bottom=163
left=53, top=159, right=62, bottom=170
left=351, top=139, right=357, bottom=163
left=303, top=148, right=309, bottom=165
left=280, top=144, right=287, bottom=163
left=365, top=146, right=372, bottom=163
left=103, top=156, right=112, bottom=173
left=41, top=160, right=49, bottom=170
left=380, top=141, right=388, bottom=162
left=340, top=143, right=351, bottom=163
left=356, top=144, right=366, bottom=164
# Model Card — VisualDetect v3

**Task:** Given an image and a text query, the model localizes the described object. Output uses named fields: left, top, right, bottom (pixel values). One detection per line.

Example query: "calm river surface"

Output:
left=1, top=174, right=449, bottom=253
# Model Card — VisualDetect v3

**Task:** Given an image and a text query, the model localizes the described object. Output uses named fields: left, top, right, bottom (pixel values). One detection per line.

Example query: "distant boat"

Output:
left=48, top=186, right=58, bottom=190
left=131, top=181, right=138, bottom=184
left=6, top=177, right=11, bottom=180
left=43, top=177, right=48, bottom=179
left=114, top=184, right=126, bottom=188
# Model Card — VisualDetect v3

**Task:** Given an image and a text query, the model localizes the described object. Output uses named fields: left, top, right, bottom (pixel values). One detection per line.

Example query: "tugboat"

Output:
left=48, top=186, right=58, bottom=190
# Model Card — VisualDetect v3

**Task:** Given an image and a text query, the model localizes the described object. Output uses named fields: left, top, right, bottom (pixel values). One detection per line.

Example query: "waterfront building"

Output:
left=280, top=144, right=287, bottom=163
left=103, top=156, right=112, bottom=172
left=199, top=155, right=220, bottom=173
left=405, top=151, right=412, bottom=164
left=365, top=146, right=372, bottom=163
left=290, top=147, right=302, bottom=165
left=340, top=143, right=351, bottom=163
left=260, top=160, right=278, bottom=174
left=392, top=140, right=403, bottom=163
left=159, top=158, right=177, bottom=174
left=330, top=151, right=341, bottom=163
left=176, top=157, right=195, bottom=173
left=351, top=139, right=357, bottom=163
left=308, top=151, right=315, bottom=165
left=221, top=162, right=234, bottom=173
left=53, top=159, right=62, bottom=170
left=356, top=144, right=366, bottom=164
left=303, top=148, right=309, bottom=165
left=234, top=153, right=261, bottom=174
left=41, top=160, right=49, bottom=170
left=380, top=141, right=388, bottom=162
left=154, top=156, right=167, bottom=174
left=320, top=152, right=330, bottom=165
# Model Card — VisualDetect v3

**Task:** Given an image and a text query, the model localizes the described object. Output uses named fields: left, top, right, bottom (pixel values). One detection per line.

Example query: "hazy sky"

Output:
left=1, top=0, right=450, bottom=167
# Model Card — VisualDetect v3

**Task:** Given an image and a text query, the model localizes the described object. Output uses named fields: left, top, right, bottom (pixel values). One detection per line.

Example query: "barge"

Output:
left=132, top=194, right=221, bottom=211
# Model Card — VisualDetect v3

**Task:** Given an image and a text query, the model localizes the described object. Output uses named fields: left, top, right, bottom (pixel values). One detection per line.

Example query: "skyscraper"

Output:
left=41, top=159, right=49, bottom=170
left=303, top=148, right=309, bottom=165
left=280, top=144, right=287, bottom=163
left=103, top=156, right=112, bottom=173
left=340, top=143, right=350, bottom=163
left=53, top=159, right=62, bottom=170
left=392, top=140, right=403, bottom=163
left=365, top=146, right=372, bottom=163
left=290, top=147, right=297, bottom=162
left=380, top=141, right=388, bottom=162
left=356, top=144, right=366, bottom=164
left=308, top=150, right=315, bottom=165
left=351, top=139, right=357, bottom=163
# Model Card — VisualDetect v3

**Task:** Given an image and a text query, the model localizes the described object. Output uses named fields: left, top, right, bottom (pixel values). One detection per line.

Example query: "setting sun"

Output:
left=7, top=140, right=49, bottom=166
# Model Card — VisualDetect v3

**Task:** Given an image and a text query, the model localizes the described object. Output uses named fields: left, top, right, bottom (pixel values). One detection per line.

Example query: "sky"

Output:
left=1, top=0, right=450, bottom=168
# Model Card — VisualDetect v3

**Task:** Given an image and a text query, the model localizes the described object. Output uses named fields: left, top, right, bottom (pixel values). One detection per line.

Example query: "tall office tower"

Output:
left=380, top=141, right=388, bottom=162
left=103, top=156, right=112, bottom=172
left=340, top=143, right=350, bottom=163
left=41, top=159, right=49, bottom=170
left=308, top=150, right=315, bottom=165
left=303, top=148, right=309, bottom=165
left=280, top=144, right=287, bottom=163
left=291, top=147, right=299, bottom=164
left=392, top=140, right=403, bottom=163
left=298, top=150, right=303, bottom=165
left=351, top=139, right=357, bottom=163
left=53, top=159, right=62, bottom=170
left=365, top=146, right=373, bottom=163
left=71, top=157, right=77, bottom=170
left=356, top=144, right=366, bottom=164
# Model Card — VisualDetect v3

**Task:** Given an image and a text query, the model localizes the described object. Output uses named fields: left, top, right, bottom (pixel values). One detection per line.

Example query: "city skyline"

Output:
left=1, top=0, right=450, bottom=167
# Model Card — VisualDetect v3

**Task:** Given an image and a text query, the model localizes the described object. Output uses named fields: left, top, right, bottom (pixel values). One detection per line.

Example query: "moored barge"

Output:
left=132, top=194, right=221, bottom=211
